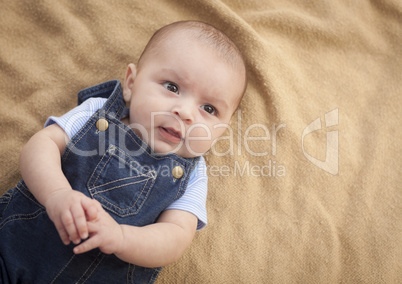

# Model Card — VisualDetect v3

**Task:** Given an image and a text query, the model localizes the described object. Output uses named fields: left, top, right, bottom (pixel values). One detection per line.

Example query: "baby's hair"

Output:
left=137, top=20, right=247, bottom=105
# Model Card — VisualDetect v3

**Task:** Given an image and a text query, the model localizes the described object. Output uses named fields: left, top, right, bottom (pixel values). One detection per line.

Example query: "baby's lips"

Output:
left=159, top=126, right=184, bottom=143
left=164, top=127, right=182, bottom=140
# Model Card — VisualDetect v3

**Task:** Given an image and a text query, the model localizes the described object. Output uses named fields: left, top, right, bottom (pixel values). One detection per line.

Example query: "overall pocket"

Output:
left=88, top=145, right=157, bottom=217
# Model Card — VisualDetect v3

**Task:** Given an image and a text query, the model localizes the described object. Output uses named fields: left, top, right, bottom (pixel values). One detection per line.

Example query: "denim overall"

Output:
left=0, top=80, right=199, bottom=284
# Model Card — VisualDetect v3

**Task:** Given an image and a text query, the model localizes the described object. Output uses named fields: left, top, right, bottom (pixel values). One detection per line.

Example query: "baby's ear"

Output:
left=123, top=63, right=137, bottom=103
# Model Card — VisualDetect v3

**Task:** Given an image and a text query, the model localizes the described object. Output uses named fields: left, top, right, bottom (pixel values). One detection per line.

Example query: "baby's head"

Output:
left=123, top=21, right=247, bottom=157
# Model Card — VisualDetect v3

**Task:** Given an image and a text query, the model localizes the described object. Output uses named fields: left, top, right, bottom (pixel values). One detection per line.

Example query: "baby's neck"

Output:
left=120, top=117, right=130, bottom=126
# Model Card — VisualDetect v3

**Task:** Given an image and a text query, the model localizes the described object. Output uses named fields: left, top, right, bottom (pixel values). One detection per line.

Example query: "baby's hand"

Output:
left=73, top=200, right=124, bottom=255
left=44, top=189, right=98, bottom=245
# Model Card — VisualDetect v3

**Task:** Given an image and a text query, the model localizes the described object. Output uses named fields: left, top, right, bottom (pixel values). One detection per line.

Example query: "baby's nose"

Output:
left=172, top=103, right=194, bottom=124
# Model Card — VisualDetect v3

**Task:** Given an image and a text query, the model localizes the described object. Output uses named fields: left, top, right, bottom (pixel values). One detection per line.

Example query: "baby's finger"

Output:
left=81, top=198, right=99, bottom=222
left=71, top=202, right=88, bottom=240
left=61, top=210, right=80, bottom=244
left=54, top=221, right=70, bottom=245
left=73, top=235, right=99, bottom=254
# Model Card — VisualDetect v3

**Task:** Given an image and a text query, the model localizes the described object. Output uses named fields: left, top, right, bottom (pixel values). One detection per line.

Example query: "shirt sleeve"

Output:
left=165, top=156, right=208, bottom=230
left=44, top=98, right=107, bottom=139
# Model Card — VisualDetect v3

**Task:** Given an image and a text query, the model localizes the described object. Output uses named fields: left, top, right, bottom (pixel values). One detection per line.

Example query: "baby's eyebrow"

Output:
left=207, top=95, right=230, bottom=111
left=160, top=67, right=188, bottom=84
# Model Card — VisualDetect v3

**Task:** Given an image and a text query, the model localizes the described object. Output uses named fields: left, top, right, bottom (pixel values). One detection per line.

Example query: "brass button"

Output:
left=96, top=119, right=109, bottom=131
left=172, top=166, right=184, bottom=179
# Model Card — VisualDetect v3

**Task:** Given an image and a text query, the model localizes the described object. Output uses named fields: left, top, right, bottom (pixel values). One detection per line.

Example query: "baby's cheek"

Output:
left=184, top=126, right=214, bottom=156
left=186, top=140, right=211, bottom=156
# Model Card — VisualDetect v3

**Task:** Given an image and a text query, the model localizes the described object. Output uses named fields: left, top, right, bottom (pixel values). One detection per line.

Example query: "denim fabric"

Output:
left=0, top=80, right=199, bottom=284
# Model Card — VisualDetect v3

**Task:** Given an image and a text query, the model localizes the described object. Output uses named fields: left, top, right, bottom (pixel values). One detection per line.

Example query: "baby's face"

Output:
left=123, top=32, right=245, bottom=157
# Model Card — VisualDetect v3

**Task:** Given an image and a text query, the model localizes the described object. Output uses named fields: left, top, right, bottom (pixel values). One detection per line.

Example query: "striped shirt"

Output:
left=45, top=98, right=208, bottom=230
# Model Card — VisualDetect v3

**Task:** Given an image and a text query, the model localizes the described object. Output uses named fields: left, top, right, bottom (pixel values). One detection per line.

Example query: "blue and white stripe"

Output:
left=45, top=97, right=107, bottom=139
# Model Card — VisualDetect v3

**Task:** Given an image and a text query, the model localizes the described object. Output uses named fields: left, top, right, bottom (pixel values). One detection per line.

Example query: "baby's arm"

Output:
left=20, top=124, right=96, bottom=244
left=74, top=203, right=198, bottom=268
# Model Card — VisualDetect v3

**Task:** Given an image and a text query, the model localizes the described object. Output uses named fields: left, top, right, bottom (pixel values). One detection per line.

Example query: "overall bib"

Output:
left=0, top=80, right=199, bottom=283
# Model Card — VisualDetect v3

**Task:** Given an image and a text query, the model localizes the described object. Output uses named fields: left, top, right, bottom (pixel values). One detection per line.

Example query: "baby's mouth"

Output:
left=159, top=127, right=183, bottom=142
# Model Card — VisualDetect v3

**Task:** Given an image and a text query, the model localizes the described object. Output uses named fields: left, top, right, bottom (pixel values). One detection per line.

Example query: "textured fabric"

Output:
left=45, top=96, right=208, bottom=230
left=0, top=1, right=401, bottom=283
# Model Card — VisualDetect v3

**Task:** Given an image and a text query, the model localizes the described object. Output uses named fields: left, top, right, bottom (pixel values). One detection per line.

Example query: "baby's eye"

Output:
left=201, top=104, right=217, bottom=115
left=163, top=82, right=179, bottom=94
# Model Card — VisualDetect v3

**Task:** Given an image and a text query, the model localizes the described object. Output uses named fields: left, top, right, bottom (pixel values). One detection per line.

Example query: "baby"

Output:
left=0, top=20, right=246, bottom=283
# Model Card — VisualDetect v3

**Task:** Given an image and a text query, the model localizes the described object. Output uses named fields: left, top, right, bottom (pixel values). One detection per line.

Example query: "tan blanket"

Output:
left=1, top=0, right=401, bottom=283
